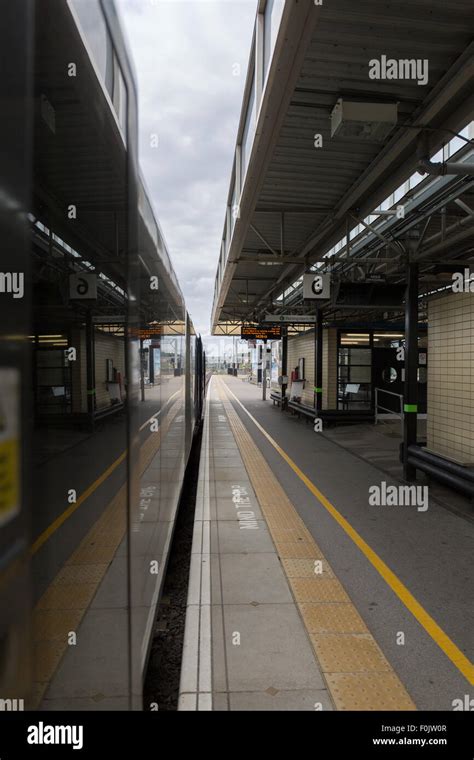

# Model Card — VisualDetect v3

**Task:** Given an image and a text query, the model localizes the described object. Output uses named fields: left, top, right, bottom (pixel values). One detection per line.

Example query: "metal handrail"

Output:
left=374, top=387, right=404, bottom=435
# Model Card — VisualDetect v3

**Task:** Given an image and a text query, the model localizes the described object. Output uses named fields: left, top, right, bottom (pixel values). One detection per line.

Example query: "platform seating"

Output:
left=285, top=400, right=375, bottom=426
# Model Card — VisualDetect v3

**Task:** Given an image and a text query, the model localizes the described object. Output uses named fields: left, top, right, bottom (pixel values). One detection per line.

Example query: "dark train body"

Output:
left=0, top=0, right=204, bottom=709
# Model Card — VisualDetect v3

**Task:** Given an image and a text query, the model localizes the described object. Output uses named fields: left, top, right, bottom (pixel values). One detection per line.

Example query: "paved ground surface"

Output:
left=181, top=376, right=470, bottom=710
left=216, top=376, right=473, bottom=710
left=179, top=377, right=335, bottom=710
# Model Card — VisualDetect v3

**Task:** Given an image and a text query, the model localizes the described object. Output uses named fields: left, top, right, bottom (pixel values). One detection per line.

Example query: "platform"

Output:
left=178, top=375, right=474, bottom=710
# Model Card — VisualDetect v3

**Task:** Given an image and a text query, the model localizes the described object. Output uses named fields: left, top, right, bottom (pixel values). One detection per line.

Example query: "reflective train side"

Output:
left=0, top=0, right=204, bottom=709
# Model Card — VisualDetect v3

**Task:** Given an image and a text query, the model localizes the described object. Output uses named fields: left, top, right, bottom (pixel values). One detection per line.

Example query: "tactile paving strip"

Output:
left=275, top=541, right=322, bottom=559
left=282, top=558, right=335, bottom=578
left=325, top=672, right=417, bottom=711
left=218, top=378, right=416, bottom=711
left=310, top=633, right=391, bottom=673
left=289, top=578, right=350, bottom=603
left=299, top=603, right=368, bottom=634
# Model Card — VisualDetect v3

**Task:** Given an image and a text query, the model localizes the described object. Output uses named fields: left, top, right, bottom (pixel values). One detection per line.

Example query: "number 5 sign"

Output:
left=69, top=273, right=98, bottom=300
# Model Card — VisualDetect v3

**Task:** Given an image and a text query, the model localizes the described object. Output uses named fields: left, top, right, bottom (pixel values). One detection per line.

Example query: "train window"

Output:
left=69, top=0, right=113, bottom=95
left=113, top=56, right=127, bottom=136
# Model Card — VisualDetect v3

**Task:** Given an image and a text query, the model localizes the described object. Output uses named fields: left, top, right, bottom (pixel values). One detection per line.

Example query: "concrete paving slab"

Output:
left=222, top=603, right=327, bottom=692
left=212, top=693, right=229, bottom=711
left=214, top=480, right=253, bottom=498
left=229, top=689, right=333, bottom=711
left=220, top=553, right=293, bottom=604
left=211, top=496, right=264, bottom=521
left=211, top=604, right=227, bottom=693
left=215, top=520, right=275, bottom=554
left=45, top=608, right=131, bottom=699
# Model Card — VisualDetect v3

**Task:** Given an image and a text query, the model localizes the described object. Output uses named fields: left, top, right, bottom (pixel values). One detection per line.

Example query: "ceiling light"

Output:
left=331, top=99, right=398, bottom=141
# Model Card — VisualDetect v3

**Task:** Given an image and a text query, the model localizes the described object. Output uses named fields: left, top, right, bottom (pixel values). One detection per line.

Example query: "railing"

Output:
left=374, top=388, right=404, bottom=435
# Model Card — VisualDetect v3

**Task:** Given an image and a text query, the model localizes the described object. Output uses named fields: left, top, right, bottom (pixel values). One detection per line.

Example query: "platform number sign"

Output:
left=69, top=273, right=98, bottom=300
left=303, top=273, right=330, bottom=300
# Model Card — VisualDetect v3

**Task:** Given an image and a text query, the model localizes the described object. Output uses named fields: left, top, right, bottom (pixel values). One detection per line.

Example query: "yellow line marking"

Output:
left=222, top=377, right=474, bottom=686
left=32, top=393, right=181, bottom=555
left=31, top=452, right=127, bottom=555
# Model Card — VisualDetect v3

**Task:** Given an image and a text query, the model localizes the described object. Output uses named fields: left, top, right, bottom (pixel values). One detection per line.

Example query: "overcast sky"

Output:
left=118, top=0, right=257, bottom=337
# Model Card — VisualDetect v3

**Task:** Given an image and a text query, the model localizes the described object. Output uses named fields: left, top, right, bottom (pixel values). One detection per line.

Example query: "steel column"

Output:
left=315, top=309, right=323, bottom=412
left=262, top=340, right=267, bottom=401
left=403, top=263, right=419, bottom=480
left=86, top=310, right=95, bottom=428
left=281, top=326, right=288, bottom=410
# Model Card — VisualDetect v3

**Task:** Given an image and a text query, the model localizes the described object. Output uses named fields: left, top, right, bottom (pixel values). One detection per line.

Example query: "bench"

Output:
left=287, top=401, right=375, bottom=427
left=270, top=391, right=289, bottom=410
left=288, top=400, right=315, bottom=423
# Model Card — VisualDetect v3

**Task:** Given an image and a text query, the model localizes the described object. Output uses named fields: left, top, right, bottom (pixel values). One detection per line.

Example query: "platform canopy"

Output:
left=212, top=0, right=474, bottom=334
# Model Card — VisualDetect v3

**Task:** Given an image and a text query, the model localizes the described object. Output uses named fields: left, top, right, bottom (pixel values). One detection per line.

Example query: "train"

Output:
left=0, top=0, right=205, bottom=709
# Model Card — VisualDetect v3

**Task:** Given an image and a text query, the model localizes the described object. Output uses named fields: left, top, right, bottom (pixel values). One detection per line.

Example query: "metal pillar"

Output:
left=281, top=327, right=288, bottom=410
left=314, top=309, right=323, bottom=412
left=262, top=340, right=267, bottom=401
left=85, top=311, right=95, bottom=428
left=139, top=338, right=145, bottom=401
left=403, top=262, right=419, bottom=480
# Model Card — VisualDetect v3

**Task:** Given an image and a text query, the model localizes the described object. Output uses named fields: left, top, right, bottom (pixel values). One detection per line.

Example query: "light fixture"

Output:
left=331, top=99, right=398, bottom=141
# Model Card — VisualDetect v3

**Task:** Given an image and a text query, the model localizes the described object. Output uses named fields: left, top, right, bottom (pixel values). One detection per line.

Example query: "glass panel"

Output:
left=69, top=0, right=113, bottom=95
left=231, top=181, right=238, bottom=233
left=349, top=366, right=371, bottom=383
left=241, top=77, right=256, bottom=181
left=113, top=57, right=127, bottom=133
left=30, top=0, right=133, bottom=708
left=263, top=0, right=285, bottom=82
left=338, top=365, right=349, bottom=382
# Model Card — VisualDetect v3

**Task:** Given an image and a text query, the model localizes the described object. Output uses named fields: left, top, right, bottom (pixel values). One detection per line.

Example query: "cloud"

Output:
left=118, top=0, right=256, bottom=335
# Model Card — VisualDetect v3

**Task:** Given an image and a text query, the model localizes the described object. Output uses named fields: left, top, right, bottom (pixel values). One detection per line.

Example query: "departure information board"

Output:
left=241, top=325, right=281, bottom=340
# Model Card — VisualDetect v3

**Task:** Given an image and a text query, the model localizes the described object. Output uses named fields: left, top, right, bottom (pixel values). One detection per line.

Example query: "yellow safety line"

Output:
left=32, top=393, right=181, bottom=555
left=222, top=378, right=474, bottom=686
left=31, top=452, right=127, bottom=555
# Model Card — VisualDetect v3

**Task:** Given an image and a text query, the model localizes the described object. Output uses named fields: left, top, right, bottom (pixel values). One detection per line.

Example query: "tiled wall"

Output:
left=288, top=331, right=315, bottom=406
left=427, top=292, right=474, bottom=464
left=70, top=327, right=87, bottom=413
left=94, top=330, right=125, bottom=411
left=287, top=328, right=338, bottom=409
left=323, top=328, right=338, bottom=410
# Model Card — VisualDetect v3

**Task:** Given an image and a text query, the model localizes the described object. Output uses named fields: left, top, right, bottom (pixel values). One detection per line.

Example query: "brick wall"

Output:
left=323, top=328, right=338, bottom=409
left=70, top=327, right=87, bottom=413
left=287, top=328, right=338, bottom=409
left=94, top=330, right=125, bottom=411
left=427, top=292, right=474, bottom=464
left=288, top=331, right=315, bottom=406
